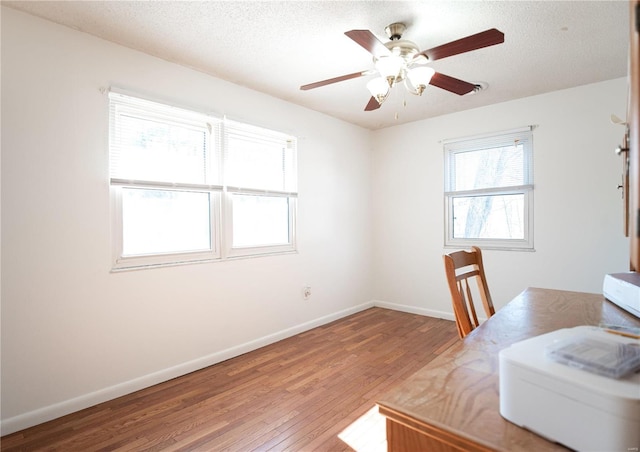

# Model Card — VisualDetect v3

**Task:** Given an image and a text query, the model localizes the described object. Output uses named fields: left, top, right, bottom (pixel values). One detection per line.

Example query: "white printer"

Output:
left=499, top=326, right=640, bottom=451
left=603, top=272, right=640, bottom=318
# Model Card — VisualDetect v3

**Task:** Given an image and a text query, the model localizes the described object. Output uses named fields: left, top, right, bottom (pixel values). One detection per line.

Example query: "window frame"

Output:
left=224, top=189, right=297, bottom=258
left=443, top=127, right=534, bottom=251
left=221, top=118, right=298, bottom=258
left=111, top=184, right=222, bottom=269
left=109, top=90, right=297, bottom=270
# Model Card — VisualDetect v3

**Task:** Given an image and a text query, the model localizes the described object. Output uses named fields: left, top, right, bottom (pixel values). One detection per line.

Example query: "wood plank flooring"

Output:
left=1, top=307, right=458, bottom=452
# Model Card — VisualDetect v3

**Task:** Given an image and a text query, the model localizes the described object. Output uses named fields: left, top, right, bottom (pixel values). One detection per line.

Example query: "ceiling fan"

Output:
left=300, top=23, right=504, bottom=111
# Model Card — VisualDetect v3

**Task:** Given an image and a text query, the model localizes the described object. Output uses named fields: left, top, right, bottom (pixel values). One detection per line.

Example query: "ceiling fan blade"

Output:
left=300, top=71, right=368, bottom=90
left=345, top=30, right=392, bottom=58
left=418, top=28, right=504, bottom=62
left=429, top=72, right=477, bottom=95
left=364, top=96, right=381, bottom=111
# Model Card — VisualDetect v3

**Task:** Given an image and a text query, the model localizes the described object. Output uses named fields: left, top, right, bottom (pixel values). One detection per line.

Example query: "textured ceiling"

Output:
left=2, top=1, right=630, bottom=130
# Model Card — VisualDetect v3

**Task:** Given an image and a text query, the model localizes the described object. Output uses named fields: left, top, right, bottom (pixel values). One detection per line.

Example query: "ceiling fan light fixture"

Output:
left=367, top=77, right=390, bottom=104
left=300, top=23, right=505, bottom=114
left=407, top=66, right=436, bottom=95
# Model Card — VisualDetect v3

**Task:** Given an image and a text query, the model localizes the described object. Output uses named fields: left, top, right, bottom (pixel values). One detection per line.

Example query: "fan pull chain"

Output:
left=394, top=91, right=409, bottom=120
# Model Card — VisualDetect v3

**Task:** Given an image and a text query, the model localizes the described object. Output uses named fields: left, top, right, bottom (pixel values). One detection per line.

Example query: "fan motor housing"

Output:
left=384, top=39, right=420, bottom=60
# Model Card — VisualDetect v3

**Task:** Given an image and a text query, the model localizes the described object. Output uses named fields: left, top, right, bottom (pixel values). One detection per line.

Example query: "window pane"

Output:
left=452, top=194, right=524, bottom=239
left=453, top=144, right=524, bottom=191
left=226, top=134, right=293, bottom=191
left=122, top=188, right=211, bottom=255
left=232, top=195, right=290, bottom=247
left=114, top=113, right=208, bottom=184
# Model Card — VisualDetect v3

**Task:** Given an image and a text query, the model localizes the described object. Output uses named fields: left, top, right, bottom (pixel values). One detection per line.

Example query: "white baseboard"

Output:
left=1, top=301, right=374, bottom=436
left=373, top=299, right=456, bottom=321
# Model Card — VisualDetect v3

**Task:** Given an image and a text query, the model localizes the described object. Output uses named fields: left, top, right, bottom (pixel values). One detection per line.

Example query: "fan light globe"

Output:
left=367, top=77, right=390, bottom=103
left=407, top=66, right=435, bottom=95
left=375, top=56, right=404, bottom=85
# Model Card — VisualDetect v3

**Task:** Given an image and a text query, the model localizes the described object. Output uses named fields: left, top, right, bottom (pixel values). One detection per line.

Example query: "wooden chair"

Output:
left=443, top=246, right=495, bottom=339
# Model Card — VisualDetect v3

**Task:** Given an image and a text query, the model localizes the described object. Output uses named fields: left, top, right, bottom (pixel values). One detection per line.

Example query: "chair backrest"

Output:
left=443, top=246, right=495, bottom=339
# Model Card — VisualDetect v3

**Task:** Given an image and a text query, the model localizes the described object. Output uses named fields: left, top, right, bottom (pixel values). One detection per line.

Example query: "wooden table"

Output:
left=377, top=287, right=640, bottom=452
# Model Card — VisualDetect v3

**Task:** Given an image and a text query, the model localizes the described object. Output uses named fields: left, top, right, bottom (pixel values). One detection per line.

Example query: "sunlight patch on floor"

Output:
left=338, top=405, right=387, bottom=452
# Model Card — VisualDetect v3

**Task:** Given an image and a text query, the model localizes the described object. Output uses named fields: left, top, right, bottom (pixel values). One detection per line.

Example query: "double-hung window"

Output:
left=223, top=120, right=297, bottom=257
left=109, top=92, right=297, bottom=270
left=444, top=127, right=534, bottom=250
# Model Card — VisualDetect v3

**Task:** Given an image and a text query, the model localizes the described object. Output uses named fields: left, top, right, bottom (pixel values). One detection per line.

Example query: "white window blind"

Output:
left=445, top=127, right=533, bottom=194
left=223, top=119, right=297, bottom=195
left=109, top=92, right=222, bottom=189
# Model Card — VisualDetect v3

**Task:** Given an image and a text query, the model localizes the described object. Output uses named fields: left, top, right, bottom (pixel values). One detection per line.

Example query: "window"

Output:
left=223, top=120, right=297, bottom=257
left=109, top=92, right=297, bottom=270
left=444, top=127, right=533, bottom=250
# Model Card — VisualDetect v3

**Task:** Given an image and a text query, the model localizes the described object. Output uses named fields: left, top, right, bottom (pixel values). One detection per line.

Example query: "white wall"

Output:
left=0, top=8, right=373, bottom=433
left=372, top=78, right=629, bottom=317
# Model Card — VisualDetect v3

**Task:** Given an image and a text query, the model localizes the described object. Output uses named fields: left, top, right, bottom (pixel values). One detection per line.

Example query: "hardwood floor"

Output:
left=1, top=308, right=458, bottom=451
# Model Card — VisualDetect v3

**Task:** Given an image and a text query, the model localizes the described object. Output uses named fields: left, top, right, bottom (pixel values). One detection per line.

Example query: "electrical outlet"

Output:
left=303, top=286, right=312, bottom=300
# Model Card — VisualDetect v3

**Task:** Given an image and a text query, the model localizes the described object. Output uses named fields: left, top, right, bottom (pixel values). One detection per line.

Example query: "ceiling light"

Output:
left=370, top=58, right=435, bottom=107
left=375, top=56, right=404, bottom=86
left=406, top=67, right=436, bottom=95
left=369, top=41, right=438, bottom=107
left=300, top=22, right=504, bottom=114
left=367, top=77, right=390, bottom=103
